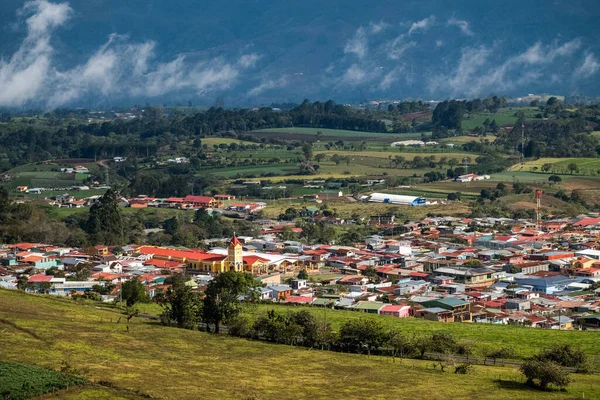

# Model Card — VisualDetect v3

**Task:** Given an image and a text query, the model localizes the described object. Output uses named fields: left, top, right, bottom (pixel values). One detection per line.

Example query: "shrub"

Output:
left=535, top=345, right=589, bottom=373
left=454, top=363, right=473, bottom=374
left=520, top=359, right=571, bottom=391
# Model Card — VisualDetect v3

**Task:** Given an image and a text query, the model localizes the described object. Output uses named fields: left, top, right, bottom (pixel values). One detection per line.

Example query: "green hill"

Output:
left=2, top=290, right=600, bottom=399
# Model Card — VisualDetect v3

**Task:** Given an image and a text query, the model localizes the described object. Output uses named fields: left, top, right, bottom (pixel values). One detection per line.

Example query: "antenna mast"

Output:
left=535, top=189, right=543, bottom=231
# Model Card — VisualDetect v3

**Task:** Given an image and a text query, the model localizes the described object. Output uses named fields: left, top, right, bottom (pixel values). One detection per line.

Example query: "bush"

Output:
left=485, top=347, right=516, bottom=365
left=454, top=363, right=473, bottom=374
left=227, top=314, right=254, bottom=338
left=520, top=359, right=571, bottom=391
left=535, top=345, right=589, bottom=373
left=338, top=318, right=388, bottom=355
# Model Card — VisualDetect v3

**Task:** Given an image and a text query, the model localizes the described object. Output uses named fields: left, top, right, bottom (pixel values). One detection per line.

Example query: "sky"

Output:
left=0, top=0, right=598, bottom=108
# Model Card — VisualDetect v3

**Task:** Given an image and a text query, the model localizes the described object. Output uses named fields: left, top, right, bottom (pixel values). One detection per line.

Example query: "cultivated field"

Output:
left=2, top=290, right=600, bottom=399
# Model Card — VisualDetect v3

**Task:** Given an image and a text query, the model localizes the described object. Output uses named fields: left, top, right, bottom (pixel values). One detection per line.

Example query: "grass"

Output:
left=254, top=127, right=405, bottom=138
left=0, top=361, right=86, bottom=399
left=461, top=108, right=539, bottom=131
left=510, top=158, right=600, bottom=175
left=202, top=137, right=257, bottom=146
left=247, top=304, right=600, bottom=366
left=204, top=164, right=301, bottom=178
left=261, top=200, right=471, bottom=219
left=315, top=150, right=474, bottom=160
left=1, top=289, right=600, bottom=399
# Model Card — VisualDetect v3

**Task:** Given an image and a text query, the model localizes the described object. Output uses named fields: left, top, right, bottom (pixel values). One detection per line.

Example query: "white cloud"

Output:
left=408, top=16, right=435, bottom=35
left=369, top=21, right=388, bottom=34
left=436, top=40, right=443, bottom=47
left=429, top=39, right=585, bottom=97
left=237, top=53, right=261, bottom=68
left=379, top=67, right=404, bottom=90
left=574, top=53, right=600, bottom=79
left=387, top=34, right=417, bottom=60
left=248, top=76, right=289, bottom=96
left=0, top=0, right=260, bottom=108
left=0, top=0, right=71, bottom=106
left=447, top=17, right=473, bottom=36
left=341, top=64, right=368, bottom=84
left=344, top=27, right=368, bottom=59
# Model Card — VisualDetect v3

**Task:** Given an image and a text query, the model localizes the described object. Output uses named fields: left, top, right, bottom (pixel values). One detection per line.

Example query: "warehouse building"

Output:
left=365, top=193, right=426, bottom=206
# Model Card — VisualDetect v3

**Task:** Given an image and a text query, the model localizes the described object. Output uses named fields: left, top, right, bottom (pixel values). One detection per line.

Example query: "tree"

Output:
left=541, top=163, right=552, bottom=173
left=447, top=192, right=461, bottom=201
left=463, top=259, right=484, bottom=268
left=548, top=175, right=562, bottom=185
left=86, top=189, right=124, bottom=245
left=314, top=153, right=326, bottom=164
left=203, top=271, right=258, bottom=333
left=339, top=318, right=388, bottom=356
left=158, top=274, right=202, bottom=329
left=485, top=347, right=516, bottom=366
left=297, top=269, right=309, bottom=280
left=388, top=329, right=414, bottom=362
left=535, top=345, right=589, bottom=372
left=301, top=143, right=313, bottom=161
left=568, top=162, right=578, bottom=174
left=121, top=277, right=150, bottom=307
left=412, top=334, right=431, bottom=358
left=520, top=359, right=571, bottom=390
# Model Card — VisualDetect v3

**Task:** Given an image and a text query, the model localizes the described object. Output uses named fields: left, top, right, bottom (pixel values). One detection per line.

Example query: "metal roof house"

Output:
left=366, top=193, right=426, bottom=206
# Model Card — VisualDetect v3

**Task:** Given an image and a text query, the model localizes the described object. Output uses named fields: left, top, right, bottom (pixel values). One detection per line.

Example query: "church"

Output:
left=179, top=235, right=270, bottom=275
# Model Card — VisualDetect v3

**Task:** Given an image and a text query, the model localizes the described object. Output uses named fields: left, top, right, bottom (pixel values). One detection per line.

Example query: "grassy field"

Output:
left=2, top=290, right=600, bottom=399
left=510, top=158, right=600, bottom=175
left=461, top=108, right=539, bottom=131
left=261, top=200, right=470, bottom=219
left=315, top=150, right=473, bottom=160
left=203, top=164, right=301, bottom=178
left=254, top=127, right=407, bottom=139
left=246, top=304, right=600, bottom=366
left=202, top=137, right=257, bottom=146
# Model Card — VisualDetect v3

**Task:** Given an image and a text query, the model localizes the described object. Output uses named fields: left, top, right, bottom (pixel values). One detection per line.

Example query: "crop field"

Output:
left=251, top=128, right=423, bottom=143
left=203, top=164, right=301, bottom=178
left=315, top=150, right=474, bottom=161
left=2, top=290, right=600, bottom=399
left=0, top=361, right=86, bottom=399
left=255, top=127, right=402, bottom=138
left=511, top=158, right=600, bottom=175
left=461, top=108, right=539, bottom=131
left=202, top=137, right=258, bottom=146
left=438, top=135, right=497, bottom=144
left=261, top=200, right=471, bottom=219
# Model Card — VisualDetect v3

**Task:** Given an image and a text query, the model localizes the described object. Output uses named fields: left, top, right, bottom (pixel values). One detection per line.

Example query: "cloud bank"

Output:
left=0, top=0, right=259, bottom=108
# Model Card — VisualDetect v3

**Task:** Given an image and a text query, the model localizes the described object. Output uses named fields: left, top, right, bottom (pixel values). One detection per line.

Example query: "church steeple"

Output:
left=227, top=234, right=243, bottom=271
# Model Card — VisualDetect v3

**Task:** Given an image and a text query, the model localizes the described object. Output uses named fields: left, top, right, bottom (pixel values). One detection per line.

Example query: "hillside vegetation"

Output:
left=2, top=290, right=600, bottom=399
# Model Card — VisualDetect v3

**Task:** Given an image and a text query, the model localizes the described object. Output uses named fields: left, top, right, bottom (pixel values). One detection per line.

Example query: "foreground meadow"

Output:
left=2, top=290, right=599, bottom=399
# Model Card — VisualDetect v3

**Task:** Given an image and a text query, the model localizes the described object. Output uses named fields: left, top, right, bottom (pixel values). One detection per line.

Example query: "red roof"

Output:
left=575, top=218, right=600, bottom=227
left=143, top=259, right=185, bottom=269
left=137, top=246, right=212, bottom=261
left=27, top=274, right=53, bottom=283
left=380, top=304, right=411, bottom=312
left=282, top=296, right=314, bottom=304
left=184, top=195, right=214, bottom=204
left=243, top=255, right=269, bottom=265
left=229, top=235, right=242, bottom=247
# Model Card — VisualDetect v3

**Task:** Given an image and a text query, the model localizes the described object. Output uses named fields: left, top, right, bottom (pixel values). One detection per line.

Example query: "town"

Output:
left=3, top=204, right=600, bottom=330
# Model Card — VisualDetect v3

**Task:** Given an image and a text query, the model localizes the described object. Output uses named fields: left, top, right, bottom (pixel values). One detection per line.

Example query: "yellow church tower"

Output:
left=227, top=234, right=243, bottom=271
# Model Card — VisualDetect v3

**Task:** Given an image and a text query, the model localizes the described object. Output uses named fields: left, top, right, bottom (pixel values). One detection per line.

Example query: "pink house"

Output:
left=379, top=304, right=411, bottom=318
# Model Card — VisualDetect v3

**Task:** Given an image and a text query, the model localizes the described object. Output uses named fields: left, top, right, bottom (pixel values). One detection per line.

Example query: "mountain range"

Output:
left=0, top=0, right=599, bottom=108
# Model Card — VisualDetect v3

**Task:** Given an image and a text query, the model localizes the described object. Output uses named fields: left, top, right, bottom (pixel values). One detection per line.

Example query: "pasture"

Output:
left=2, top=290, right=599, bottom=399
